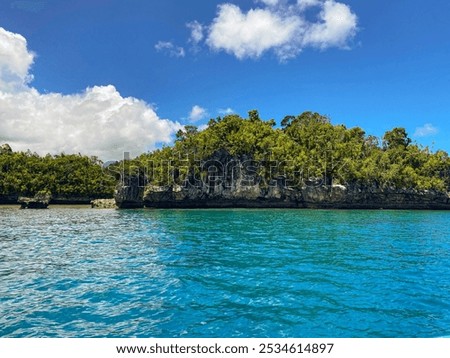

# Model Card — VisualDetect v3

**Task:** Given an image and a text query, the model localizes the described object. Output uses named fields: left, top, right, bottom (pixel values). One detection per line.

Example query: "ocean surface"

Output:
left=0, top=207, right=449, bottom=338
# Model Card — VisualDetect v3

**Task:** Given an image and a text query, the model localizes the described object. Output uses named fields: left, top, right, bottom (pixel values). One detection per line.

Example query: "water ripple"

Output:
left=0, top=208, right=449, bottom=337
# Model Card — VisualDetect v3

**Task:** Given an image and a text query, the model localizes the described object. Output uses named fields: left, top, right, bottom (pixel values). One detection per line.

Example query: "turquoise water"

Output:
left=0, top=208, right=449, bottom=338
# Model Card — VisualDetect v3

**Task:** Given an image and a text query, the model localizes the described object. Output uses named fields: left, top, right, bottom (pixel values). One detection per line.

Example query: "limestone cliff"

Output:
left=140, top=182, right=450, bottom=210
left=114, top=175, right=145, bottom=208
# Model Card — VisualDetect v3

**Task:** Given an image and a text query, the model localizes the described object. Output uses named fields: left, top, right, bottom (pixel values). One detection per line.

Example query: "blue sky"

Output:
left=0, top=0, right=449, bottom=160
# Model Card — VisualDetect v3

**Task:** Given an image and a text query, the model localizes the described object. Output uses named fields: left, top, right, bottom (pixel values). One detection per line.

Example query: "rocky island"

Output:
left=114, top=111, right=450, bottom=210
left=2, top=111, right=449, bottom=209
left=115, top=153, right=450, bottom=210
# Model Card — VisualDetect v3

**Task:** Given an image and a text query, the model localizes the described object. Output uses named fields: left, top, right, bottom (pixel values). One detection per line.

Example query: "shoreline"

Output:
left=2, top=203, right=450, bottom=211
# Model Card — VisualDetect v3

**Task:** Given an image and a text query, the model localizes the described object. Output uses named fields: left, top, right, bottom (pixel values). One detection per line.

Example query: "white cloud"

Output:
left=257, top=0, right=280, bottom=6
left=188, top=105, right=209, bottom=122
left=218, top=107, right=235, bottom=115
left=303, top=0, right=358, bottom=49
left=414, top=123, right=438, bottom=138
left=199, top=0, right=357, bottom=61
left=187, top=21, right=204, bottom=44
left=297, top=0, right=321, bottom=10
left=0, top=27, right=182, bottom=160
left=0, top=86, right=181, bottom=160
left=207, top=4, right=302, bottom=60
left=154, top=41, right=185, bottom=58
left=198, top=124, right=209, bottom=132
left=0, top=27, right=35, bottom=92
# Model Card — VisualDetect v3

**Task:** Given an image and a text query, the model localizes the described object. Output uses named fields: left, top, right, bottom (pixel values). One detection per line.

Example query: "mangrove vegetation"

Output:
left=1, top=111, right=450, bottom=202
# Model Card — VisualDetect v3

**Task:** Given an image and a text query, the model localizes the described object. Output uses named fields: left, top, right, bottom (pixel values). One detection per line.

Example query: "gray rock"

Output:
left=91, top=199, right=117, bottom=209
left=18, top=193, right=51, bottom=209
left=114, top=176, right=145, bottom=208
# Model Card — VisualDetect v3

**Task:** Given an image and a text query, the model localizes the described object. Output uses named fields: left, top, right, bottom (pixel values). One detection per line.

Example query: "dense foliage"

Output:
left=2, top=110, right=449, bottom=199
left=0, top=147, right=115, bottom=198
left=129, top=111, right=450, bottom=191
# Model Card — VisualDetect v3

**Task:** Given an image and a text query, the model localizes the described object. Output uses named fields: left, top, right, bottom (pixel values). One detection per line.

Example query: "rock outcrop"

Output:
left=18, top=193, right=51, bottom=209
left=141, top=183, right=450, bottom=210
left=91, top=198, right=117, bottom=209
left=114, top=176, right=145, bottom=208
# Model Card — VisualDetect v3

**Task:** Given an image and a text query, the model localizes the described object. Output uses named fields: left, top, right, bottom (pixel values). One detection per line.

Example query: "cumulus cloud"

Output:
left=218, top=107, right=235, bottom=115
left=303, top=0, right=358, bottom=49
left=154, top=41, right=185, bottom=58
left=414, top=123, right=438, bottom=138
left=188, top=105, right=209, bottom=122
left=199, top=0, right=357, bottom=61
left=0, top=86, right=181, bottom=160
left=0, top=27, right=182, bottom=160
left=207, top=4, right=302, bottom=60
left=0, top=27, right=35, bottom=92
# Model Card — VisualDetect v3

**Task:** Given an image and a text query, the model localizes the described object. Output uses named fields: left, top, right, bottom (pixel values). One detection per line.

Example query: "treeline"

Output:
left=0, top=145, right=115, bottom=199
left=127, top=111, right=450, bottom=191
left=2, top=111, right=449, bottom=199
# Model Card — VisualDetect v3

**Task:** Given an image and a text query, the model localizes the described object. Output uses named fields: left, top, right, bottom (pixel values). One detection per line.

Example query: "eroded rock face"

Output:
left=142, top=151, right=300, bottom=208
left=114, top=176, right=145, bottom=208
left=142, top=183, right=450, bottom=209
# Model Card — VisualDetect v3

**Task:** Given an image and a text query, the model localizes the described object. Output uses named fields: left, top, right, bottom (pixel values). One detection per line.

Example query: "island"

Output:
left=114, top=111, right=450, bottom=210
left=1, top=111, right=449, bottom=209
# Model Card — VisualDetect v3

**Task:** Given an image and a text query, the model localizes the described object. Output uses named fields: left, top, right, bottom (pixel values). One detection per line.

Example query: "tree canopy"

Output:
left=1, top=110, right=449, bottom=199
left=0, top=150, right=115, bottom=198
left=132, top=110, right=450, bottom=191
